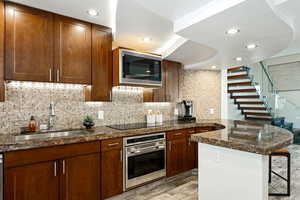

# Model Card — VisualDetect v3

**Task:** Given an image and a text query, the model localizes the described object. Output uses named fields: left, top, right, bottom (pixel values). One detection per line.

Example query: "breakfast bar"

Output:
left=191, top=120, right=293, bottom=200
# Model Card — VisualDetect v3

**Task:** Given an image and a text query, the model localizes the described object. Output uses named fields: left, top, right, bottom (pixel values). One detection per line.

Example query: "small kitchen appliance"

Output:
left=177, top=100, right=196, bottom=122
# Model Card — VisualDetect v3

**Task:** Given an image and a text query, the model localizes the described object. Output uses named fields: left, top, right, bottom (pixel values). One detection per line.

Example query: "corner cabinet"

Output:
left=5, top=3, right=54, bottom=82
left=54, top=15, right=91, bottom=84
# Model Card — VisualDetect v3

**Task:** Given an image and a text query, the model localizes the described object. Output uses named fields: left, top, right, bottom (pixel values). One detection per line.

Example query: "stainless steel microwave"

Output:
left=118, top=49, right=162, bottom=87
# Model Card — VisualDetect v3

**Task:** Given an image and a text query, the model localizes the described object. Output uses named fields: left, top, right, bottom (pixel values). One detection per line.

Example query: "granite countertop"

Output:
left=191, top=119, right=293, bottom=155
left=0, top=119, right=293, bottom=154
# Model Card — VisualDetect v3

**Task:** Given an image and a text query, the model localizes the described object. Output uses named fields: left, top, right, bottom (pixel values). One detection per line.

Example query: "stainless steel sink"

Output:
left=15, top=130, right=92, bottom=141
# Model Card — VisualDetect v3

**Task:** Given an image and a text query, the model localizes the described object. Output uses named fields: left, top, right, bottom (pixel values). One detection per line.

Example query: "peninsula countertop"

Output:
left=0, top=119, right=293, bottom=154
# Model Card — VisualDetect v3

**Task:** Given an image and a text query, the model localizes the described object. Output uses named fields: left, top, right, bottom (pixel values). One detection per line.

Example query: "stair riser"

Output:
left=228, top=75, right=249, bottom=80
left=227, top=71, right=248, bottom=76
left=231, top=96, right=260, bottom=99
left=228, top=79, right=252, bottom=84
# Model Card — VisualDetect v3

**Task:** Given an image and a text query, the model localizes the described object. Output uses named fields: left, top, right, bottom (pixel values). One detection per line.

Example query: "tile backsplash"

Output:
left=0, top=82, right=175, bottom=134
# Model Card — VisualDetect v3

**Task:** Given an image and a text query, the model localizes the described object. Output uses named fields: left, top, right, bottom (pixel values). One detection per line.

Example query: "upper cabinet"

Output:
left=89, top=25, right=112, bottom=101
left=0, top=0, right=4, bottom=102
left=4, top=3, right=102, bottom=86
left=54, top=15, right=91, bottom=84
left=145, top=60, right=182, bottom=103
left=5, top=3, right=54, bottom=82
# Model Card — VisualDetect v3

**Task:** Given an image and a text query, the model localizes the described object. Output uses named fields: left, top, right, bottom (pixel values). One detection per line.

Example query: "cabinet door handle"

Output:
left=120, top=150, right=122, bottom=163
left=57, top=69, right=60, bottom=82
left=110, top=91, right=112, bottom=101
left=54, top=161, right=57, bottom=177
left=169, top=141, right=172, bottom=151
left=62, top=160, right=66, bottom=175
left=49, top=68, right=52, bottom=82
left=188, top=137, right=191, bottom=146
left=108, top=143, right=119, bottom=147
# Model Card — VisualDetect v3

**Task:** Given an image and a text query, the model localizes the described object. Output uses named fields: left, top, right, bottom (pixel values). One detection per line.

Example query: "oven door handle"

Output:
left=127, top=145, right=165, bottom=157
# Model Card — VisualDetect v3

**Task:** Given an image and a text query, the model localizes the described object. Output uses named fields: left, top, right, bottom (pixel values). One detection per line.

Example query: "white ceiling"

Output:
left=7, top=0, right=300, bottom=69
left=7, top=0, right=116, bottom=28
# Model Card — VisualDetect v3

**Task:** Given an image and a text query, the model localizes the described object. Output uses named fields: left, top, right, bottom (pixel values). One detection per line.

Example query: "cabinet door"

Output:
left=54, top=15, right=91, bottom=84
left=5, top=161, right=59, bottom=200
left=165, top=60, right=181, bottom=102
left=167, top=137, right=187, bottom=177
left=5, top=3, right=54, bottom=82
left=186, top=135, right=198, bottom=170
left=62, top=153, right=100, bottom=200
left=0, top=0, right=4, bottom=101
left=101, top=148, right=123, bottom=199
left=91, top=25, right=112, bottom=101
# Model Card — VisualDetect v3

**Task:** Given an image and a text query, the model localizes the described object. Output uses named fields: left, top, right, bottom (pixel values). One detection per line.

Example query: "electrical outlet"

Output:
left=98, top=111, right=104, bottom=120
left=174, top=108, right=179, bottom=115
left=209, top=108, right=214, bottom=114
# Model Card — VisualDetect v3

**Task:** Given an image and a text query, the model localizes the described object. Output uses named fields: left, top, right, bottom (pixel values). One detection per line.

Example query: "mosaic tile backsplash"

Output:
left=0, top=69, right=221, bottom=135
left=0, top=83, right=176, bottom=134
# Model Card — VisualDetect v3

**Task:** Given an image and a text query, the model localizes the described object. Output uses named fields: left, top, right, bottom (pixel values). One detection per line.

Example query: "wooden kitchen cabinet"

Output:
left=0, top=0, right=4, bottom=101
left=54, top=15, right=92, bottom=84
left=186, top=128, right=198, bottom=170
left=5, top=3, right=54, bottom=82
left=149, top=60, right=181, bottom=103
left=5, top=161, right=59, bottom=200
left=62, top=153, right=101, bottom=200
left=85, top=25, right=112, bottom=101
left=166, top=130, right=187, bottom=177
left=101, top=138, right=123, bottom=199
left=4, top=141, right=101, bottom=200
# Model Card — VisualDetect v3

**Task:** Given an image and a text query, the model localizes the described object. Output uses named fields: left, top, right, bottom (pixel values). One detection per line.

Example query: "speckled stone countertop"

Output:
left=0, top=119, right=293, bottom=154
left=191, top=119, right=293, bottom=155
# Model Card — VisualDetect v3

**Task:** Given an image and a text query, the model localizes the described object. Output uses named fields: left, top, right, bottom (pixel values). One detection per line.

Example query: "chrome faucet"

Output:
left=48, top=102, right=56, bottom=130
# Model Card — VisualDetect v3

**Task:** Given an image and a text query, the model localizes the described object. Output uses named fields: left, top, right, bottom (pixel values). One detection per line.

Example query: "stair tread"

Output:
left=240, top=107, right=267, bottom=110
left=228, top=89, right=257, bottom=93
left=236, top=101, right=264, bottom=104
left=244, top=112, right=271, bottom=116
left=245, top=117, right=272, bottom=121
left=227, top=66, right=247, bottom=73
left=227, top=74, right=249, bottom=80
left=231, top=95, right=260, bottom=99
left=228, top=82, right=252, bottom=86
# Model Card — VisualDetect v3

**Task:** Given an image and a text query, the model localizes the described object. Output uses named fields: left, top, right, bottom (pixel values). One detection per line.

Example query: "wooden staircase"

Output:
left=227, top=66, right=273, bottom=123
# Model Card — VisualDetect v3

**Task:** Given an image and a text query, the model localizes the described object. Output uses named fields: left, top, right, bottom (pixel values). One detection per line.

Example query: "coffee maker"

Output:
left=177, top=100, right=196, bottom=122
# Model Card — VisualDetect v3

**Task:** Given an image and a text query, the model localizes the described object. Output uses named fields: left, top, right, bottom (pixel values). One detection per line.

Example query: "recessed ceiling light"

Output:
left=226, top=28, right=240, bottom=35
left=142, top=37, right=152, bottom=43
left=211, top=65, right=217, bottom=69
left=235, top=57, right=242, bottom=61
left=87, top=9, right=99, bottom=17
left=246, top=44, right=258, bottom=49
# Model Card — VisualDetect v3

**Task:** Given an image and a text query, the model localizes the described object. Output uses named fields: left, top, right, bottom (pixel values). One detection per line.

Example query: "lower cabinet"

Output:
left=62, top=153, right=100, bottom=200
left=186, top=128, right=198, bottom=170
left=166, top=130, right=187, bottom=177
left=101, top=138, right=123, bottom=199
left=5, top=161, right=59, bottom=200
left=4, top=141, right=101, bottom=200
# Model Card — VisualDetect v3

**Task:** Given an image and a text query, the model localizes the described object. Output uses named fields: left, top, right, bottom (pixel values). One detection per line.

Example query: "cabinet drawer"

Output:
left=101, top=138, right=122, bottom=152
left=167, top=129, right=187, bottom=140
left=195, top=126, right=214, bottom=133
left=185, top=128, right=196, bottom=135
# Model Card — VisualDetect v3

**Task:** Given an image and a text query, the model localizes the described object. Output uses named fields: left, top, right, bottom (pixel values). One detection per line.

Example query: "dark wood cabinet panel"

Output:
left=186, top=128, right=198, bottom=170
left=101, top=139, right=123, bottom=199
left=54, top=15, right=91, bottom=84
left=143, top=89, right=154, bottom=102
left=165, top=60, right=181, bottom=102
left=0, top=0, right=4, bottom=101
left=89, top=25, right=112, bottom=101
left=167, top=137, right=187, bottom=177
left=62, top=153, right=101, bottom=200
left=5, top=161, right=59, bottom=200
left=5, top=3, right=54, bottom=82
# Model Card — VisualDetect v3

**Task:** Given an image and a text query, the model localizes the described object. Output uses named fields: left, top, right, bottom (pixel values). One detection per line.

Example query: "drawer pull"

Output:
left=174, top=133, right=182, bottom=136
left=108, top=143, right=119, bottom=147
left=120, top=150, right=122, bottom=163
left=54, top=161, right=57, bottom=177
left=189, top=131, right=195, bottom=134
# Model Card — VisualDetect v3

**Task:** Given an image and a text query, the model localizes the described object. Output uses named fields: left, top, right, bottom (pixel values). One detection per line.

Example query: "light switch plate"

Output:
left=209, top=108, right=214, bottom=114
left=98, top=111, right=104, bottom=120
